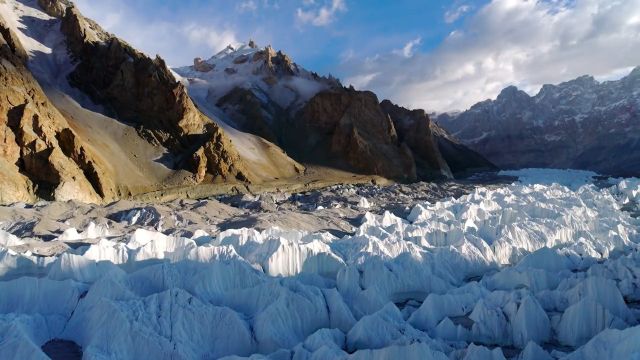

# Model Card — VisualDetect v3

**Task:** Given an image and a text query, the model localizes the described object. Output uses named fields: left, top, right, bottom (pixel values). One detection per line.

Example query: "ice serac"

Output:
left=564, top=325, right=640, bottom=360
left=437, top=69, right=640, bottom=177
left=0, top=15, right=115, bottom=203
left=0, top=171, right=639, bottom=358
left=53, top=2, right=251, bottom=183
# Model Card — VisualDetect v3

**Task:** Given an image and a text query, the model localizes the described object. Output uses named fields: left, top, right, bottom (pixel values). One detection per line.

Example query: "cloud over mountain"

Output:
left=341, top=0, right=640, bottom=111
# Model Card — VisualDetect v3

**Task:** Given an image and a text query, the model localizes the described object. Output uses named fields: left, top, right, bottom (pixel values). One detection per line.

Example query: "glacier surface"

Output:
left=1, top=170, right=640, bottom=359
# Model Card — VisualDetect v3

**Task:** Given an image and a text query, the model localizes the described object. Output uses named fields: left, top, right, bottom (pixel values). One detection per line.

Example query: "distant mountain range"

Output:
left=0, top=0, right=493, bottom=204
left=437, top=68, right=640, bottom=177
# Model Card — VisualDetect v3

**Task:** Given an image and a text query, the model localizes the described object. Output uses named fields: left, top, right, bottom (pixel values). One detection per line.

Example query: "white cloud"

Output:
left=393, top=37, right=421, bottom=58
left=236, top=1, right=258, bottom=13
left=340, top=0, right=640, bottom=112
left=296, top=0, right=347, bottom=26
left=344, top=72, right=380, bottom=89
left=72, top=0, right=240, bottom=66
left=183, top=24, right=239, bottom=53
left=444, top=4, right=472, bottom=24
left=236, top=0, right=280, bottom=13
left=99, top=12, right=123, bottom=30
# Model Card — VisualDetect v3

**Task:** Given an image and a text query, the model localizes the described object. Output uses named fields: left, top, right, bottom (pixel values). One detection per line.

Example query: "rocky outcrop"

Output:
left=252, top=46, right=298, bottom=77
left=189, top=124, right=250, bottom=183
left=0, top=19, right=115, bottom=203
left=430, top=121, right=498, bottom=176
left=60, top=6, right=203, bottom=144
left=216, top=87, right=283, bottom=143
left=380, top=100, right=452, bottom=179
left=193, top=57, right=214, bottom=72
left=292, top=88, right=417, bottom=181
left=438, top=69, right=640, bottom=177
left=36, top=0, right=71, bottom=18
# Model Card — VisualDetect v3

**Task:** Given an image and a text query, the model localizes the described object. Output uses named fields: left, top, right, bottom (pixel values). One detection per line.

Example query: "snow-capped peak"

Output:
left=174, top=40, right=339, bottom=112
left=209, top=41, right=260, bottom=62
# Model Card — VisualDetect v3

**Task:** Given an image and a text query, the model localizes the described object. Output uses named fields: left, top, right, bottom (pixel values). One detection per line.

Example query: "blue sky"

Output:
left=74, top=0, right=487, bottom=72
left=74, top=0, right=640, bottom=111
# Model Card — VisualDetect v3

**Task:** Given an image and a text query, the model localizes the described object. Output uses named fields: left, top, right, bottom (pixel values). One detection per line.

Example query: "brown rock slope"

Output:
left=291, top=88, right=417, bottom=181
left=0, top=18, right=115, bottom=203
left=0, top=0, right=303, bottom=205
left=380, top=100, right=497, bottom=176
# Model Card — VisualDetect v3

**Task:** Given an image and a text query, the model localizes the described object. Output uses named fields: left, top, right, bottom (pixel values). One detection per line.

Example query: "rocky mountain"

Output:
left=0, top=0, right=302, bottom=204
left=175, top=44, right=494, bottom=182
left=380, top=100, right=496, bottom=178
left=437, top=68, right=640, bottom=177
left=0, top=11, right=109, bottom=204
left=0, top=0, right=493, bottom=205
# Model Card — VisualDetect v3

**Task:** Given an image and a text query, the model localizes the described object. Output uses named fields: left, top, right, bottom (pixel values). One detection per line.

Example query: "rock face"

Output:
left=294, top=89, right=417, bottom=181
left=52, top=1, right=250, bottom=183
left=216, top=87, right=283, bottom=144
left=36, top=0, right=70, bottom=18
left=380, top=100, right=452, bottom=179
left=429, top=122, right=498, bottom=176
left=438, top=69, right=640, bottom=177
left=0, top=0, right=303, bottom=205
left=193, top=57, right=214, bottom=72
left=0, top=18, right=114, bottom=203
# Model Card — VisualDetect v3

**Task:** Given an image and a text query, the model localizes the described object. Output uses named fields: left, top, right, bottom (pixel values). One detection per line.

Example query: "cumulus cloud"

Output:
left=183, top=25, right=239, bottom=52
left=296, top=0, right=347, bottom=26
left=344, top=72, right=380, bottom=89
left=340, top=0, right=640, bottom=112
left=444, top=4, right=472, bottom=23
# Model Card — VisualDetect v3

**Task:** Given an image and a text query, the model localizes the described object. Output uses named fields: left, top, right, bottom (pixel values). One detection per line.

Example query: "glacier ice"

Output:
left=0, top=171, right=640, bottom=358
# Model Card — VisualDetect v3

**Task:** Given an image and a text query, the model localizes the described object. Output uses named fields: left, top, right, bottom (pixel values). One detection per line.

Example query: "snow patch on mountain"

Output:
left=174, top=43, right=337, bottom=116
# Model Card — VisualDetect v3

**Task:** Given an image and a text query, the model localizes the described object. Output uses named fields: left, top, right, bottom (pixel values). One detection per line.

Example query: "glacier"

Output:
left=1, top=170, right=640, bottom=359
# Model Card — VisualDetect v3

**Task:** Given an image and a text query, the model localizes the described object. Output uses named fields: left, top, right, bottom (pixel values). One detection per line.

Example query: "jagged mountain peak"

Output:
left=627, top=65, right=640, bottom=79
left=175, top=41, right=340, bottom=112
left=174, top=39, right=494, bottom=181
left=556, top=74, right=598, bottom=91
left=496, top=85, right=530, bottom=101
left=192, top=41, right=301, bottom=78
